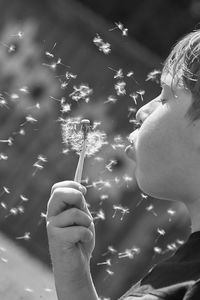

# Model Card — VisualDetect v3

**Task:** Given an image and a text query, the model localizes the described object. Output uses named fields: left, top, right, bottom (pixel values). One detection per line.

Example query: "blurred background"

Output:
left=0, top=0, right=199, bottom=299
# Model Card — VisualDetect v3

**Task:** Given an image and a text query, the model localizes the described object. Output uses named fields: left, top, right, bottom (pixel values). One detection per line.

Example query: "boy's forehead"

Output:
left=161, top=72, right=185, bottom=91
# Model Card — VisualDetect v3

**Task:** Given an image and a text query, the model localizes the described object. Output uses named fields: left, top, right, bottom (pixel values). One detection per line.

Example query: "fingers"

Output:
left=47, top=187, right=86, bottom=218
left=55, top=226, right=94, bottom=243
left=48, top=207, right=92, bottom=228
left=51, top=181, right=86, bottom=196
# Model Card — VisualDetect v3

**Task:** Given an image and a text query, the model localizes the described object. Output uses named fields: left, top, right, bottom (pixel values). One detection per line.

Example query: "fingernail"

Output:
left=79, top=185, right=87, bottom=195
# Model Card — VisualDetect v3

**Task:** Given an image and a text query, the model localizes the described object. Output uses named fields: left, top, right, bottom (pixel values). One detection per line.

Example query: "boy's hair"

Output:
left=163, top=29, right=200, bottom=121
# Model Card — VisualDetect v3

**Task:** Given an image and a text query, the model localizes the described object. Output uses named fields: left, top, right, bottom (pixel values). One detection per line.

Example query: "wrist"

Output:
left=53, top=265, right=98, bottom=300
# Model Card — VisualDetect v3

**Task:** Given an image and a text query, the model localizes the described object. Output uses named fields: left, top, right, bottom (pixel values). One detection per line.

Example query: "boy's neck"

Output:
left=186, top=200, right=200, bottom=233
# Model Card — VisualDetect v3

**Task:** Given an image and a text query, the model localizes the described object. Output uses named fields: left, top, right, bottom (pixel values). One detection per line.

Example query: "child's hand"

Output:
left=46, top=181, right=95, bottom=285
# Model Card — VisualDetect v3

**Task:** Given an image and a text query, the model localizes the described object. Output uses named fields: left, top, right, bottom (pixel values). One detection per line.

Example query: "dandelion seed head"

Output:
left=62, top=117, right=107, bottom=157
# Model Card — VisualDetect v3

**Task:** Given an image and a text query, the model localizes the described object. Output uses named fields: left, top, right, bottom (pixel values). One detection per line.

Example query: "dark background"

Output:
left=0, top=1, right=198, bottom=299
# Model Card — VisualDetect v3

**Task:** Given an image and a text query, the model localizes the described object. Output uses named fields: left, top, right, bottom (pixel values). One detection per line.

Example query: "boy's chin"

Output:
left=136, top=174, right=174, bottom=201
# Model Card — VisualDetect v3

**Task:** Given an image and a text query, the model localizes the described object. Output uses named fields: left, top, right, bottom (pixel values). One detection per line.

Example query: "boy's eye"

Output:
left=158, top=98, right=167, bottom=104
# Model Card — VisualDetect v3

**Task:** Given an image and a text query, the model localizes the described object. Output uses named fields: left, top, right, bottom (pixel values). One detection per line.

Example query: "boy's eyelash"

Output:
left=158, top=98, right=167, bottom=104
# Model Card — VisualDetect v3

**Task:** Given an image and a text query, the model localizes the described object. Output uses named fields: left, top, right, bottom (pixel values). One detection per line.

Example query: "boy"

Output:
left=46, top=29, right=200, bottom=299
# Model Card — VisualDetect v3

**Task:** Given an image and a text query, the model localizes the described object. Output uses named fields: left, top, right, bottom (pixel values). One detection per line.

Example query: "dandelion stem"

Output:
left=74, top=119, right=90, bottom=183
left=74, top=139, right=87, bottom=183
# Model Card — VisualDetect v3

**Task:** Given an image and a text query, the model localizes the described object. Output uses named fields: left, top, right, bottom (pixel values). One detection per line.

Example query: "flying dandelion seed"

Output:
left=69, top=84, right=93, bottom=103
left=93, top=34, right=111, bottom=54
left=97, top=259, right=112, bottom=266
left=104, top=95, right=117, bottom=104
left=118, top=247, right=140, bottom=259
left=112, top=205, right=130, bottom=220
left=1, top=202, right=7, bottom=209
left=93, top=209, right=105, bottom=221
left=20, top=115, right=37, bottom=126
left=102, top=246, right=117, bottom=256
left=20, top=194, right=29, bottom=202
left=0, top=153, right=8, bottom=160
left=129, top=92, right=139, bottom=105
left=115, top=81, right=126, bottom=95
left=0, top=137, right=13, bottom=146
left=136, top=90, right=145, bottom=101
left=146, top=69, right=161, bottom=83
left=0, top=95, right=9, bottom=109
left=146, top=204, right=157, bottom=216
left=109, top=22, right=128, bottom=37
left=16, top=232, right=31, bottom=240
left=154, top=247, right=162, bottom=254
left=167, top=208, right=176, bottom=222
left=108, top=67, right=124, bottom=79
left=105, top=268, right=114, bottom=276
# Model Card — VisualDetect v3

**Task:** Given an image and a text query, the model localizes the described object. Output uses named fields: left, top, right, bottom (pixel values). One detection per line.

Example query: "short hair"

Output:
left=163, top=29, right=200, bottom=121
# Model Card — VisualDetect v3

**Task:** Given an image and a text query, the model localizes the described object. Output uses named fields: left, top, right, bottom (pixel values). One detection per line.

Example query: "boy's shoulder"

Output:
left=119, top=279, right=200, bottom=300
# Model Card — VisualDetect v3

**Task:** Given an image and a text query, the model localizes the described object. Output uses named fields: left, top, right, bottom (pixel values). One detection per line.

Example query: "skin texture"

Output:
left=126, top=73, right=200, bottom=232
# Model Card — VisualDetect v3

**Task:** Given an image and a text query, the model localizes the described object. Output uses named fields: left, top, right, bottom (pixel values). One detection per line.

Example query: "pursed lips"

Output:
left=125, top=129, right=139, bottom=161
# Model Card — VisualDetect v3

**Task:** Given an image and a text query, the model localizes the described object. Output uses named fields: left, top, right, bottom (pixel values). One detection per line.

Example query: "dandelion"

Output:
left=62, top=118, right=106, bottom=182
left=69, top=84, right=93, bottom=103
left=115, top=81, right=126, bottom=95
left=93, top=34, right=111, bottom=54
left=62, top=117, right=106, bottom=160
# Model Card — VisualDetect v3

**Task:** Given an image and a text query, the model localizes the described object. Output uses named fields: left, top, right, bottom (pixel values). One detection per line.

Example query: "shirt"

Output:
left=119, top=231, right=200, bottom=300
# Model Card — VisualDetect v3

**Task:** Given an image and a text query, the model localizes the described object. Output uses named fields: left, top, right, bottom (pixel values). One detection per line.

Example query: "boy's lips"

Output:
left=125, top=144, right=136, bottom=161
left=125, top=129, right=139, bottom=162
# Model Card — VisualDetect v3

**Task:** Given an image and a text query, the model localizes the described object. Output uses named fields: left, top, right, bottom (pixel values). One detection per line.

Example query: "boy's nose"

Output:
left=135, top=104, right=150, bottom=124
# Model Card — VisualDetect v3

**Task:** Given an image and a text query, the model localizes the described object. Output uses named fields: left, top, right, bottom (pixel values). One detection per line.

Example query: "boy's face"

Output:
left=126, top=73, right=200, bottom=201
